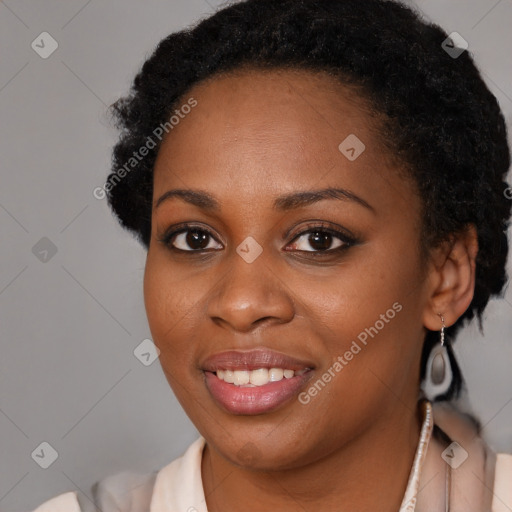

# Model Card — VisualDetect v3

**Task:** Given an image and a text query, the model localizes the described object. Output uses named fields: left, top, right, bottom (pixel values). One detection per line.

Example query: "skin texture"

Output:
left=143, top=69, right=478, bottom=512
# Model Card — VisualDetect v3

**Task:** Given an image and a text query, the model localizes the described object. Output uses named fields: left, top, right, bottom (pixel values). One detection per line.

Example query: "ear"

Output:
left=422, top=224, right=479, bottom=331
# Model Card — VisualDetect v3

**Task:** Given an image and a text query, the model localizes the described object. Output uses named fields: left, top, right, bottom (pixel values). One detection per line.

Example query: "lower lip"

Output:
left=204, top=371, right=312, bottom=415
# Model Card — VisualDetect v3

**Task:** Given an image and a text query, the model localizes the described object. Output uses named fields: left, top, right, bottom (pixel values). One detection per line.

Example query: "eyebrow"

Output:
left=154, top=187, right=375, bottom=213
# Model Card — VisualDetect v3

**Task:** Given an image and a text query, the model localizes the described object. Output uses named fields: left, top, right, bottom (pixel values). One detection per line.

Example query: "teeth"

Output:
left=269, top=368, right=284, bottom=381
left=224, top=370, right=235, bottom=384
left=215, top=367, right=306, bottom=386
left=250, top=368, right=269, bottom=386
left=233, top=370, right=250, bottom=386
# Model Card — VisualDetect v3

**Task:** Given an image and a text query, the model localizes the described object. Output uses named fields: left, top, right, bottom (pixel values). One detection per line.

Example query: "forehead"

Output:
left=152, top=68, right=413, bottom=211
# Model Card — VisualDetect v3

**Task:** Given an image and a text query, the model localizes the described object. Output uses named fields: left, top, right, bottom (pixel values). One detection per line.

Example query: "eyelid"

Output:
left=286, top=221, right=357, bottom=245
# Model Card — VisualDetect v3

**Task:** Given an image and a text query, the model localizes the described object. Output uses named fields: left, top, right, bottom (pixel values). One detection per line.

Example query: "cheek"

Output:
left=295, top=239, right=426, bottom=402
left=143, top=250, right=203, bottom=360
left=297, top=241, right=422, bottom=337
left=143, top=251, right=210, bottom=411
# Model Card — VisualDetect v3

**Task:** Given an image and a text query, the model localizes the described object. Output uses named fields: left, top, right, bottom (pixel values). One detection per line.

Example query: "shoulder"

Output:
left=431, top=401, right=512, bottom=510
left=31, top=470, right=158, bottom=512
left=32, top=491, right=81, bottom=512
left=31, top=438, right=205, bottom=512
left=494, top=452, right=512, bottom=511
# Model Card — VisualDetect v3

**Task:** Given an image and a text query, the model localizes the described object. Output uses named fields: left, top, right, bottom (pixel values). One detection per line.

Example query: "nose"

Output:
left=206, top=249, right=295, bottom=333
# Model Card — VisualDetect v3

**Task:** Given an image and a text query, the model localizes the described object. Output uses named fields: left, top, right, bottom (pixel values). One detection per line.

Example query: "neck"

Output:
left=202, top=400, right=423, bottom=512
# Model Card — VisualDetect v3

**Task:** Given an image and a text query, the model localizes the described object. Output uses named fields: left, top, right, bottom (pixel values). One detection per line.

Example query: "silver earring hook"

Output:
left=438, top=314, right=446, bottom=347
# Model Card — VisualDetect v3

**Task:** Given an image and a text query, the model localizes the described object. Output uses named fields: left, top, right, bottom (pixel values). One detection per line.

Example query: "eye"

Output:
left=287, top=224, right=356, bottom=253
left=159, top=225, right=223, bottom=252
left=159, top=222, right=357, bottom=254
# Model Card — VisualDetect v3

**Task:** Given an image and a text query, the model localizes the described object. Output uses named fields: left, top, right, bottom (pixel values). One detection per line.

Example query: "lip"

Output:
left=202, top=348, right=315, bottom=415
left=202, top=348, right=314, bottom=372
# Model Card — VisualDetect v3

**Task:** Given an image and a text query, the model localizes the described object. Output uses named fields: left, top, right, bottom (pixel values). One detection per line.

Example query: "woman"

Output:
left=34, top=0, right=512, bottom=510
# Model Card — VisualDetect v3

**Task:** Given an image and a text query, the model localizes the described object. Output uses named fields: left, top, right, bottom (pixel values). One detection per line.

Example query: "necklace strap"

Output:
left=399, top=400, right=434, bottom=511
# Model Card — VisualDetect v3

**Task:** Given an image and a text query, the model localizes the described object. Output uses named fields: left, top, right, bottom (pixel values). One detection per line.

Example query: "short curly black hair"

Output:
left=106, top=0, right=511, bottom=399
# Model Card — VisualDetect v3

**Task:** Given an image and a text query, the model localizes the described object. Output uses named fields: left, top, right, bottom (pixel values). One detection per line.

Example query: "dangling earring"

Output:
left=422, top=314, right=453, bottom=401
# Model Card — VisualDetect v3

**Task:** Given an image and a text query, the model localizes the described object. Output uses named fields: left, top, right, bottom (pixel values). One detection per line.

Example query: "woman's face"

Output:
left=144, top=69, right=431, bottom=470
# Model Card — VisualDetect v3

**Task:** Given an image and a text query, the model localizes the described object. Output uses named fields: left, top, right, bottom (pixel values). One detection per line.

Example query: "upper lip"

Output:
left=202, top=348, right=315, bottom=372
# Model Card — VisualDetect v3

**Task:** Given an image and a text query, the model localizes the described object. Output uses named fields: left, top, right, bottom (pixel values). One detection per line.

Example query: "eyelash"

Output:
left=157, top=221, right=358, bottom=256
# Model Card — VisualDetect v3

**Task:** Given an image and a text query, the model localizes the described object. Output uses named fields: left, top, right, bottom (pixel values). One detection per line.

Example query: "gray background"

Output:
left=0, top=1, right=511, bottom=510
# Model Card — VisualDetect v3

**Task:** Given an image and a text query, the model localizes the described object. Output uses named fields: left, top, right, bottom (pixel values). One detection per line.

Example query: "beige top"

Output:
left=33, top=401, right=512, bottom=511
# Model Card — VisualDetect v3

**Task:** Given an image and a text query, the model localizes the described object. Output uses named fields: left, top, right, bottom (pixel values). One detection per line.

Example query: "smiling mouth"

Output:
left=202, top=348, right=315, bottom=415
left=215, top=367, right=309, bottom=387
